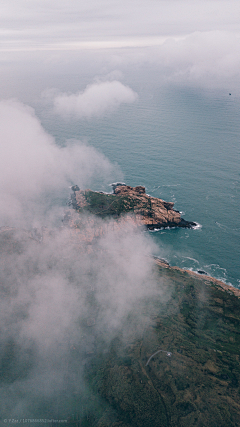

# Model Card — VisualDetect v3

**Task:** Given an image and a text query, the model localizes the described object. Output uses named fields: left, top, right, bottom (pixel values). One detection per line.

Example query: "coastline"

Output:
left=153, top=256, right=240, bottom=298
left=1, top=225, right=240, bottom=424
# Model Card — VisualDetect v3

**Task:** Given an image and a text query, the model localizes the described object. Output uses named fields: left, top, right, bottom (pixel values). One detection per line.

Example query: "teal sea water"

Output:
left=37, top=84, right=240, bottom=289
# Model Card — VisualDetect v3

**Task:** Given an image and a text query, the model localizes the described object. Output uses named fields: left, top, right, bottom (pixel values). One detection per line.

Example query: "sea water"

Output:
left=36, top=83, right=240, bottom=289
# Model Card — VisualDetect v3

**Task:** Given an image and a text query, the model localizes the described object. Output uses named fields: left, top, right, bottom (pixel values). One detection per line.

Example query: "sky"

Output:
left=1, top=0, right=240, bottom=49
left=1, top=0, right=240, bottom=101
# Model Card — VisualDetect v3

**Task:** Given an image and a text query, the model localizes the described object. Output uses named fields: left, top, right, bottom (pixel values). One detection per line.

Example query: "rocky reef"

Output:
left=71, top=183, right=196, bottom=229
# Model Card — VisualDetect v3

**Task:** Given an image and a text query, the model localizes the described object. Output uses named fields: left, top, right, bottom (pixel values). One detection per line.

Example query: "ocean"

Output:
left=36, top=82, right=240, bottom=289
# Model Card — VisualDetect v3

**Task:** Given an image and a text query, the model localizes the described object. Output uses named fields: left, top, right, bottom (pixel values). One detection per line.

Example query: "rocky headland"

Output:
left=71, top=183, right=197, bottom=229
left=92, top=261, right=240, bottom=427
left=0, top=225, right=240, bottom=426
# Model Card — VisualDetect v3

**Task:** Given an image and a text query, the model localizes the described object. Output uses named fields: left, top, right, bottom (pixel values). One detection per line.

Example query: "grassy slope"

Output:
left=1, top=229, right=240, bottom=426
left=83, top=265, right=240, bottom=427
left=77, top=191, right=151, bottom=218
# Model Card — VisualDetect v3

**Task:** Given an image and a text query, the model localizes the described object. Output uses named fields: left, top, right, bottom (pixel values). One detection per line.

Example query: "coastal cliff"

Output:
left=71, top=183, right=196, bottom=229
left=89, top=261, right=240, bottom=427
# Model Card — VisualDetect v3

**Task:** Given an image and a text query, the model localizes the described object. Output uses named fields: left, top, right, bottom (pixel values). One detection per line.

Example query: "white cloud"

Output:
left=145, top=31, right=240, bottom=88
left=98, top=30, right=240, bottom=89
left=0, top=99, right=120, bottom=227
left=0, top=213, right=164, bottom=418
left=53, top=80, right=138, bottom=118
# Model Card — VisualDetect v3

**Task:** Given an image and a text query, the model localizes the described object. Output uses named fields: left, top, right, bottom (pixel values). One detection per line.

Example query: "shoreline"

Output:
left=153, top=256, right=240, bottom=298
left=1, top=225, right=238, bottom=294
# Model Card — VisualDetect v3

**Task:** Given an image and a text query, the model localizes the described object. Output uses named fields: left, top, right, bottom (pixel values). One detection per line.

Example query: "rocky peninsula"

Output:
left=71, top=183, right=197, bottom=229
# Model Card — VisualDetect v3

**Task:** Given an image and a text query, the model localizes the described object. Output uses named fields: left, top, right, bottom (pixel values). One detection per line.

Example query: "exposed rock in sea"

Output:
left=71, top=184, right=197, bottom=229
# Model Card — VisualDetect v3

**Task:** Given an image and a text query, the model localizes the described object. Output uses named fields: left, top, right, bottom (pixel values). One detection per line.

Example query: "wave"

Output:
left=160, top=184, right=181, bottom=188
left=203, top=263, right=233, bottom=286
left=184, top=257, right=200, bottom=264
left=215, top=221, right=240, bottom=233
left=151, top=184, right=181, bottom=191
left=181, top=266, right=232, bottom=284
left=215, top=221, right=228, bottom=230
left=149, top=226, right=176, bottom=232
left=192, top=222, right=202, bottom=230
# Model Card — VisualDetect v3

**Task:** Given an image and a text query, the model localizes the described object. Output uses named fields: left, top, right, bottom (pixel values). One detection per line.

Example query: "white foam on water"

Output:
left=215, top=221, right=228, bottom=230
left=148, top=226, right=176, bottom=232
left=192, top=222, right=202, bottom=230
left=203, top=263, right=233, bottom=286
left=184, top=257, right=200, bottom=264
left=161, top=184, right=181, bottom=187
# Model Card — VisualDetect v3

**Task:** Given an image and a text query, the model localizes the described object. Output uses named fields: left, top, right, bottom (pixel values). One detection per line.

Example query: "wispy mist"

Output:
left=0, top=94, right=169, bottom=421
left=0, top=99, right=121, bottom=228
left=0, top=214, right=166, bottom=420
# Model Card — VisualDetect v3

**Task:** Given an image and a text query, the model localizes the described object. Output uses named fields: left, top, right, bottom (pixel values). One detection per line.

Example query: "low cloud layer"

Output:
left=0, top=99, right=121, bottom=227
left=53, top=80, right=138, bottom=118
left=1, top=29, right=239, bottom=104
left=0, top=95, right=166, bottom=420
left=95, top=31, right=240, bottom=90
left=0, top=0, right=240, bottom=101
left=0, top=211, right=164, bottom=420
left=145, top=31, right=240, bottom=88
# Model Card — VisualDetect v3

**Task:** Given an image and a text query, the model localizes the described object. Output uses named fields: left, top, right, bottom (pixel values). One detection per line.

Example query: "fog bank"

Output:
left=0, top=99, right=121, bottom=228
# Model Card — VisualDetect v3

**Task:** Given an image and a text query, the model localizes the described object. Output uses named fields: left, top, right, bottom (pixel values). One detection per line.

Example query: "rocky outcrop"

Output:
left=72, top=184, right=197, bottom=229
